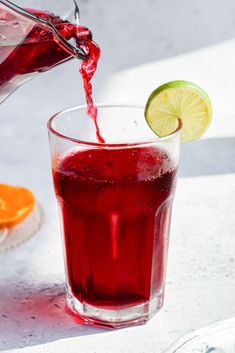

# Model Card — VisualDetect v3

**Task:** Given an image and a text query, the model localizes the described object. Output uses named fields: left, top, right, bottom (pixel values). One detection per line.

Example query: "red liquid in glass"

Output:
left=53, top=147, right=177, bottom=308
left=0, top=7, right=103, bottom=141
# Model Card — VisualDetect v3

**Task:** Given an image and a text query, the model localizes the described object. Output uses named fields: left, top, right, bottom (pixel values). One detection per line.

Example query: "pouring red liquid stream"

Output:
left=79, top=41, right=104, bottom=143
left=0, top=7, right=104, bottom=142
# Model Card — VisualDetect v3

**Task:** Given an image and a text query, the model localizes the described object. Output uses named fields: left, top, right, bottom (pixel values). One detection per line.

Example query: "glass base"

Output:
left=66, top=288, right=164, bottom=329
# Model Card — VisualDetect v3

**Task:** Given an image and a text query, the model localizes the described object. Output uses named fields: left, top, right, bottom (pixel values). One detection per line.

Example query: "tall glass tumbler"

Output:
left=48, top=104, right=181, bottom=328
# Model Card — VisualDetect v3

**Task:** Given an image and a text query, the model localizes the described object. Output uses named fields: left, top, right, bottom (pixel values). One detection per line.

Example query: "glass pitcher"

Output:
left=0, top=0, right=87, bottom=103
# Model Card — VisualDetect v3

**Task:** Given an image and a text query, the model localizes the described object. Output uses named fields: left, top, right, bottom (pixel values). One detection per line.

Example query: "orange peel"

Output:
left=0, top=184, right=35, bottom=228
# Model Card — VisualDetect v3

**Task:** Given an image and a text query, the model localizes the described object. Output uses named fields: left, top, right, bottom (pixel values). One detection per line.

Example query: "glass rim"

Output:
left=47, top=103, right=182, bottom=148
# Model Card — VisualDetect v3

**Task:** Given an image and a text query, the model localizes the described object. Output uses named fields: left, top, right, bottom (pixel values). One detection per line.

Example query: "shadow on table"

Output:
left=180, top=137, right=235, bottom=177
left=0, top=283, right=107, bottom=351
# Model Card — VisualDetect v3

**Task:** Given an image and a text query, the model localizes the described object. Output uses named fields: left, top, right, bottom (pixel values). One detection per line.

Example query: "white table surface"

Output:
left=1, top=39, right=235, bottom=353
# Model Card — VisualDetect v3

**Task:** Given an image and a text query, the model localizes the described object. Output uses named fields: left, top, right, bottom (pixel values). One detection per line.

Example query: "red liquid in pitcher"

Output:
left=0, top=7, right=103, bottom=141
left=53, top=147, right=177, bottom=308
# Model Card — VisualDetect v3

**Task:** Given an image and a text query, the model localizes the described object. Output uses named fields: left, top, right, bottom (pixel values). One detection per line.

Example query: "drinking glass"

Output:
left=48, top=104, right=181, bottom=328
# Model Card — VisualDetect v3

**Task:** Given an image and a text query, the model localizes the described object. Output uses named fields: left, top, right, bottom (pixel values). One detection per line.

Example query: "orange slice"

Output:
left=0, top=184, right=35, bottom=228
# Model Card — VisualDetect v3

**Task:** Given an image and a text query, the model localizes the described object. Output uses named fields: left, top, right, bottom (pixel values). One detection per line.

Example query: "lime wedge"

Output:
left=145, top=80, right=212, bottom=143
